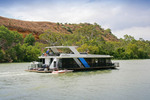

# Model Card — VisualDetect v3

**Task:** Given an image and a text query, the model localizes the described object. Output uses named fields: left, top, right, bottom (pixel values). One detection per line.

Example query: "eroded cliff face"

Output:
left=0, top=16, right=118, bottom=41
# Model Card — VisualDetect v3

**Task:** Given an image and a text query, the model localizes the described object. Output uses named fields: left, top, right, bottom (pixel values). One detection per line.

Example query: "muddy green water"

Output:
left=0, top=60, right=150, bottom=100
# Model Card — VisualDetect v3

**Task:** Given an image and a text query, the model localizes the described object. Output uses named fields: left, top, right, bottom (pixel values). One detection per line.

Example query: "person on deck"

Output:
left=46, top=49, right=49, bottom=55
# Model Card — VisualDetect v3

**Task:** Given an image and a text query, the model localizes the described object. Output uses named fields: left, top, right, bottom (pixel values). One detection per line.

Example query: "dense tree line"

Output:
left=0, top=24, right=150, bottom=63
left=0, top=26, right=41, bottom=62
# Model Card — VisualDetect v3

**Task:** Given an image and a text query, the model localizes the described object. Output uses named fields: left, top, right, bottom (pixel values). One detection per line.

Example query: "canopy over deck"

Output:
left=45, top=46, right=80, bottom=54
left=45, top=46, right=78, bottom=49
left=39, top=46, right=113, bottom=59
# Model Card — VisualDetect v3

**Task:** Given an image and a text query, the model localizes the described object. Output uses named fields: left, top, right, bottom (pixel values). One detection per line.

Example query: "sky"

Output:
left=0, top=0, right=150, bottom=40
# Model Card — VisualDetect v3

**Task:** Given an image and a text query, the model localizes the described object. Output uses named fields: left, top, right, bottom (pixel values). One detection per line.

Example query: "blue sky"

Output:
left=0, top=0, right=150, bottom=40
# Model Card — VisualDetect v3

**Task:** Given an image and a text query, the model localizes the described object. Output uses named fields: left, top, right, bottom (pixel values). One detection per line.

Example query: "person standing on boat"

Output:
left=46, top=49, right=50, bottom=56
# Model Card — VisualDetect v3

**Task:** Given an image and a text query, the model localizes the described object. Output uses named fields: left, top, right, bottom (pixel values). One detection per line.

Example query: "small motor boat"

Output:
left=52, top=70, right=73, bottom=74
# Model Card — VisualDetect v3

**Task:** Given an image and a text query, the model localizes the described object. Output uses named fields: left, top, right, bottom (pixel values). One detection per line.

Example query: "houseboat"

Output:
left=26, top=46, right=119, bottom=73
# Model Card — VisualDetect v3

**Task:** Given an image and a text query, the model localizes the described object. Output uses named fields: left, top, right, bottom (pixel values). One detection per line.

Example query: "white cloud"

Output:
left=112, top=26, right=150, bottom=40
left=1, top=1, right=123, bottom=23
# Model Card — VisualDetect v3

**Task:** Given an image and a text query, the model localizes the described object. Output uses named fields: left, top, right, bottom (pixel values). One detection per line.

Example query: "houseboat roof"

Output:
left=39, top=46, right=113, bottom=59
left=39, top=54, right=113, bottom=59
left=45, top=46, right=78, bottom=49
left=45, top=46, right=80, bottom=54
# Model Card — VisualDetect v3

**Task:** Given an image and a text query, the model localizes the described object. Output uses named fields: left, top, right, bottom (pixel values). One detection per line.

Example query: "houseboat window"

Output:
left=106, top=58, right=112, bottom=66
left=83, top=58, right=100, bottom=67
left=95, top=59, right=98, bottom=63
left=40, top=59, right=45, bottom=64
left=37, top=64, right=42, bottom=68
left=98, top=58, right=106, bottom=66
left=61, top=58, right=80, bottom=69
left=84, top=58, right=92, bottom=67
left=83, top=58, right=108, bottom=67
left=50, top=58, right=53, bottom=65
left=58, top=59, right=62, bottom=68
left=95, top=59, right=98, bottom=66
left=54, top=61, right=56, bottom=67
left=106, top=59, right=111, bottom=63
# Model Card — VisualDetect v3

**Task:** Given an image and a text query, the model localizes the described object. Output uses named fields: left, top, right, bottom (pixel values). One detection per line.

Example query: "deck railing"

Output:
left=41, top=53, right=60, bottom=56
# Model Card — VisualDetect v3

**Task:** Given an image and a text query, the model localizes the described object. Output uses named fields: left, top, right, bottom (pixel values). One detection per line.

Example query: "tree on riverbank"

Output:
left=0, top=26, right=40, bottom=62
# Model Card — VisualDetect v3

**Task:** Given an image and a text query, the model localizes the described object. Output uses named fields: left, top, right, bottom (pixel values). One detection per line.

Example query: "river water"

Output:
left=0, top=60, right=150, bottom=100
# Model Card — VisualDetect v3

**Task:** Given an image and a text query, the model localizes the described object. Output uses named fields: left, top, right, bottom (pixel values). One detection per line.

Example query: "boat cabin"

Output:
left=33, top=46, right=119, bottom=71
